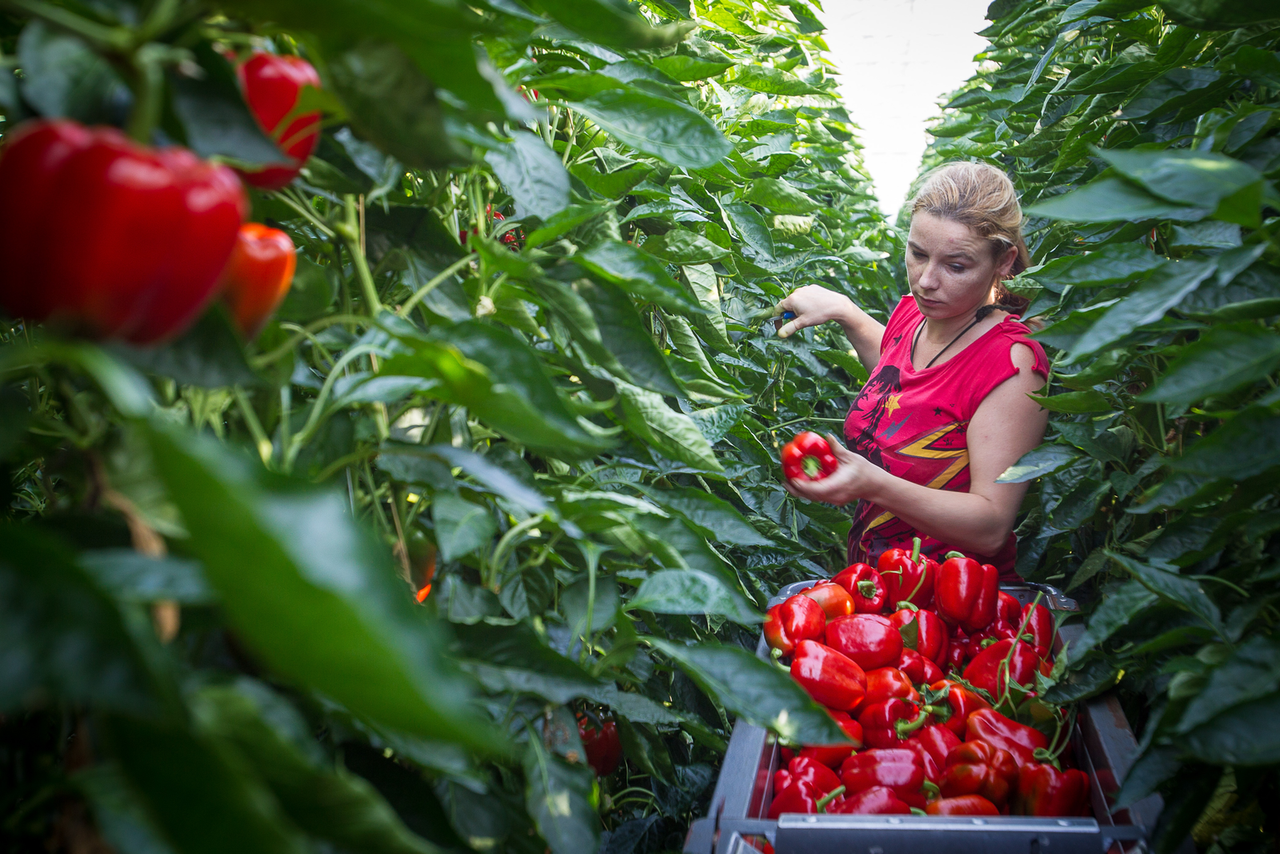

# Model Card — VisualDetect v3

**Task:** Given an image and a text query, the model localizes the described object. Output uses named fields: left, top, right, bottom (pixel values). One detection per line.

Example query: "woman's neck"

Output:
left=921, top=303, right=992, bottom=344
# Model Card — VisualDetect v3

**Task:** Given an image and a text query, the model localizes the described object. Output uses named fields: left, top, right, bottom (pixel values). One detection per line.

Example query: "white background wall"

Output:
left=820, top=0, right=993, bottom=218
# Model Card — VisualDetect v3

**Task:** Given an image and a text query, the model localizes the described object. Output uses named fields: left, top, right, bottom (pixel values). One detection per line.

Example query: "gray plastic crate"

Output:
left=683, top=581, right=1180, bottom=854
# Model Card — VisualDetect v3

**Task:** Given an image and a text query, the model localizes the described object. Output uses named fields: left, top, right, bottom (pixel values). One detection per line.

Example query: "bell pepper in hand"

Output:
left=801, top=581, right=856, bottom=620
left=898, top=648, right=943, bottom=686
left=941, top=741, right=1019, bottom=807
left=840, top=748, right=927, bottom=808
left=965, top=708, right=1048, bottom=767
left=927, top=795, right=999, bottom=816
left=798, top=710, right=864, bottom=767
left=765, top=594, right=826, bottom=656
left=916, top=722, right=962, bottom=769
left=790, top=640, right=867, bottom=711
left=927, top=679, right=991, bottom=735
left=935, top=553, right=999, bottom=634
left=833, top=563, right=888, bottom=613
left=235, top=52, right=323, bottom=190
left=0, top=120, right=247, bottom=345
left=218, top=222, right=297, bottom=338
left=889, top=605, right=949, bottom=665
left=825, top=614, right=903, bottom=671
left=1013, top=762, right=1090, bottom=817
left=964, top=638, right=1047, bottom=701
left=781, top=431, right=839, bottom=481
left=878, top=538, right=935, bottom=608
left=826, top=785, right=913, bottom=815
left=858, top=697, right=931, bottom=749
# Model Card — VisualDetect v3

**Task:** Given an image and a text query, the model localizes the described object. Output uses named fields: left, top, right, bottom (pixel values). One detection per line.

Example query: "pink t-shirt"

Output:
left=842, top=296, right=1049, bottom=579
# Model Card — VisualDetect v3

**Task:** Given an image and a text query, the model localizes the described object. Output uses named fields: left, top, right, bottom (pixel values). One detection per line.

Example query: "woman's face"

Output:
left=905, top=212, right=1016, bottom=321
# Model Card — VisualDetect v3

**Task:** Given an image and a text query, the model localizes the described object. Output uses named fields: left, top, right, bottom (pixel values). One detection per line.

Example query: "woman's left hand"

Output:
left=783, top=434, right=878, bottom=506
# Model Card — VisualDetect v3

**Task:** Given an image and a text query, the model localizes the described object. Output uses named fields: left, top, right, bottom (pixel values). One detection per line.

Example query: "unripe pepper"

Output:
left=781, top=431, right=838, bottom=481
left=935, top=552, right=999, bottom=634
left=839, top=748, right=927, bottom=808
left=0, top=120, right=246, bottom=344
left=941, top=741, right=1019, bottom=807
left=878, top=537, right=935, bottom=608
left=832, top=563, right=887, bottom=613
left=789, top=640, right=867, bottom=711
left=825, top=614, right=903, bottom=671
left=800, top=580, right=855, bottom=620
left=764, top=594, right=826, bottom=656
left=235, top=52, right=323, bottom=190
left=963, top=638, right=1047, bottom=701
left=927, top=795, right=999, bottom=816
left=964, top=708, right=1048, bottom=767
left=1013, top=762, right=1090, bottom=817
left=826, top=785, right=913, bottom=815
left=888, top=605, right=949, bottom=665
left=218, top=223, right=297, bottom=338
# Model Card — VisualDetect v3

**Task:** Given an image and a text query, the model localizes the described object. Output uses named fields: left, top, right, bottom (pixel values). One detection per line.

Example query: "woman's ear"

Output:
left=997, top=243, right=1018, bottom=280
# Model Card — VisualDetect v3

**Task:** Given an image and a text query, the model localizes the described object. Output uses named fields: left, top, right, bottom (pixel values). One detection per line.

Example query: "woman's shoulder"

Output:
left=992, top=315, right=1049, bottom=376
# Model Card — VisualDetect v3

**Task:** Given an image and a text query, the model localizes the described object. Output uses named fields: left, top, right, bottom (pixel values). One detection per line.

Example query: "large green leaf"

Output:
left=484, top=132, right=571, bottom=222
left=1156, top=0, right=1280, bottom=28
left=1066, top=259, right=1216, bottom=359
left=642, top=485, right=772, bottom=546
left=1024, top=177, right=1212, bottom=223
left=614, top=381, right=723, bottom=472
left=522, top=744, right=599, bottom=854
left=1096, top=148, right=1264, bottom=227
left=144, top=425, right=503, bottom=754
left=1170, top=406, right=1280, bottom=481
left=1177, top=635, right=1280, bottom=733
left=432, top=493, right=497, bottom=561
left=572, top=88, right=732, bottom=169
left=534, top=0, right=691, bottom=48
left=642, top=229, right=731, bottom=264
left=18, top=21, right=129, bottom=124
left=576, top=239, right=703, bottom=313
left=1182, top=693, right=1280, bottom=765
left=170, top=42, right=287, bottom=166
left=576, top=279, right=683, bottom=396
left=1030, top=243, right=1166, bottom=290
left=1067, top=580, right=1157, bottom=660
left=742, top=177, right=818, bottom=214
left=1108, top=553, right=1224, bottom=636
left=1139, top=326, right=1280, bottom=405
left=628, top=569, right=760, bottom=624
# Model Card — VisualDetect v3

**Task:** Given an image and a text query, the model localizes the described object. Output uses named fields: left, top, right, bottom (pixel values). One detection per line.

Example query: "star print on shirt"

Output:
left=882, top=393, right=902, bottom=418
left=933, top=407, right=943, bottom=416
left=892, top=335, right=902, bottom=345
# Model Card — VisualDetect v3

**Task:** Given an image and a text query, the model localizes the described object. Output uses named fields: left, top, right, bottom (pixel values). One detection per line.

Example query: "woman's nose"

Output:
left=916, top=262, right=941, bottom=290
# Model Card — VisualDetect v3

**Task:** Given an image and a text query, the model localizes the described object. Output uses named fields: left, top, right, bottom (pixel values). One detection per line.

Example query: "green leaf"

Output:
left=650, top=639, right=848, bottom=745
left=1177, top=635, right=1280, bottom=733
left=576, top=279, right=683, bottom=396
left=1139, top=327, right=1280, bottom=405
left=1171, top=406, right=1280, bottom=481
left=1067, top=580, right=1157, bottom=659
left=432, top=493, right=496, bottom=561
left=192, top=680, right=440, bottom=854
left=996, top=444, right=1082, bottom=483
left=1096, top=148, right=1263, bottom=227
left=727, top=65, right=819, bottom=95
left=572, top=88, right=732, bottom=169
left=1067, top=259, right=1216, bottom=359
left=17, top=21, right=129, bottom=124
left=643, top=486, right=772, bottom=547
left=614, top=380, right=723, bottom=472
left=101, top=714, right=311, bottom=854
left=1030, top=243, right=1166, bottom=290
left=1113, top=746, right=1183, bottom=811
left=109, top=306, right=260, bottom=389
left=522, top=744, right=600, bottom=854
left=80, top=550, right=215, bottom=605
left=1182, top=692, right=1280, bottom=765
left=0, top=524, right=176, bottom=717
left=1040, top=658, right=1120, bottom=703
left=484, top=132, right=571, bottom=222
left=534, top=0, right=692, bottom=48
left=170, top=42, right=287, bottom=166
left=576, top=239, right=703, bottom=314
left=75, top=764, right=178, bottom=854
left=378, top=443, right=550, bottom=516
left=1121, top=68, right=1230, bottom=122
left=1108, top=552, right=1224, bottom=636
left=144, top=425, right=503, bottom=754
left=1030, top=389, right=1112, bottom=413
left=1024, top=177, right=1212, bottom=223
left=684, top=264, right=729, bottom=345
left=1156, top=0, right=1280, bottom=28
left=722, top=202, right=775, bottom=259
left=742, top=177, right=819, bottom=214
left=628, top=569, right=760, bottom=625
left=642, top=230, right=730, bottom=264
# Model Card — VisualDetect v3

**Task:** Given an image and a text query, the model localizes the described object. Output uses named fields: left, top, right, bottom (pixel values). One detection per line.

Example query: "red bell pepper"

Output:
left=825, top=614, right=903, bottom=671
left=996, top=591, right=1021, bottom=626
left=826, top=785, right=913, bottom=815
left=790, top=640, right=867, bottom=711
left=773, top=768, right=792, bottom=794
left=787, top=754, right=843, bottom=794
left=797, top=710, right=864, bottom=767
left=945, top=631, right=969, bottom=670
left=781, top=431, right=839, bottom=481
left=833, top=563, right=888, bottom=613
left=968, top=619, right=1015, bottom=654
left=235, top=52, right=323, bottom=190
left=916, top=723, right=962, bottom=769
left=764, top=594, right=826, bottom=656
left=218, top=222, right=297, bottom=339
left=1013, top=762, right=1090, bottom=817
left=858, top=697, right=932, bottom=749
left=861, top=667, right=921, bottom=711
left=889, top=605, right=949, bottom=665
left=767, top=779, right=846, bottom=818
left=926, top=679, right=991, bottom=735
left=927, top=795, right=999, bottom=816
left=903, top=738, right=942, bottom=784
left=935, top=553, right=999, bottom=634
left=963, top=638, right=1047, bottom=701
left=0, top=120, right=247, bottom=345
left=801, top=581, right=856, bottom=621
left=898, top=648, right=943, bottom=685
left=940, top=741, right=1019, bottom=807
left=1020, top=601, right=1056, bottom=659
left=839, top=749, right=927, bottom=808
left=965, top=708, right=1049, bottom=767
left=877, top=537, right=935, bottom=608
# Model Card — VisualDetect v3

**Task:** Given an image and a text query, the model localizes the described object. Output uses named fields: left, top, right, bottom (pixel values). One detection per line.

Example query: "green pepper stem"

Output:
left=944, top=550, right=965, bottom=560
left=816, top=785, right=846, bottom=813
left=910, top=536, right=921, bottom=564
left=895, top=600, right=919, bottom=612
left=895, top=708, right=931, bottom=738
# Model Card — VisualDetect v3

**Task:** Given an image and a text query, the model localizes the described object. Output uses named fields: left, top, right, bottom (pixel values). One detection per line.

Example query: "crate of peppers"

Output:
left=684, top=543, right=1170, bottom=854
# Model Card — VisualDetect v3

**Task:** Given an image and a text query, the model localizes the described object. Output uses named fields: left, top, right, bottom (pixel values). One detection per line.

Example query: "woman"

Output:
left=776, top=162, right=1048, bottom=581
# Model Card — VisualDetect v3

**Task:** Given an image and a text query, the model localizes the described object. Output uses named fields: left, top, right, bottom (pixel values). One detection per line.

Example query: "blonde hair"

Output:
left=910, top=161, right=1030, bottom=311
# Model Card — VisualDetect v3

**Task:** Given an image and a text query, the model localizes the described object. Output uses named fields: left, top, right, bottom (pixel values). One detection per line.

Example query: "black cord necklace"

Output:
left=911, top=313, right=986, bottom=370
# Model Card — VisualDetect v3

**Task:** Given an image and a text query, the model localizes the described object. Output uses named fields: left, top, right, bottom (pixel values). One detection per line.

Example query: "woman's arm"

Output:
left=776, top=285, right=885, bottom=370
left=785, top=344, right=1049, bottom=557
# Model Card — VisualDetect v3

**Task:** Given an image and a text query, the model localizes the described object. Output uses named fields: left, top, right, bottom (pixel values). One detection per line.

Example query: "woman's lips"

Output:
left=915, top=295, right=942, bottom=308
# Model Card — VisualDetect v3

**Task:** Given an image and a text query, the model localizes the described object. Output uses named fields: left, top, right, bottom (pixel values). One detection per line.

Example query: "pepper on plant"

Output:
left=235, top=52, right=323, bottom=190
left=217, top=223, right=297, bottom=339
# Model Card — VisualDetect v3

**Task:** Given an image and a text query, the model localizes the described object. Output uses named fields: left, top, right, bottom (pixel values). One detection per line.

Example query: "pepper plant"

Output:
left=0, top=0, right=902, bottom=851
left=918, top=1, right=1280, bottom=850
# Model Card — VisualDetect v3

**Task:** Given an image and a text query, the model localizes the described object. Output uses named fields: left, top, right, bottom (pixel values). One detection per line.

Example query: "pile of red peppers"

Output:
left=763, top=541, right=1089, bottom=818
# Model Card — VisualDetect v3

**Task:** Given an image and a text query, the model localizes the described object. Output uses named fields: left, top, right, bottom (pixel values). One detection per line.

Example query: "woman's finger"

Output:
left=826, top=433, right=857, bottom=462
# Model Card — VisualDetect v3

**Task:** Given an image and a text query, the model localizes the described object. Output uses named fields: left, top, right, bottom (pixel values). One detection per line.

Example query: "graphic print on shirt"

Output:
left=848, top=366, right=902, bottom=468
left=854, top=421, right=971, bottom=559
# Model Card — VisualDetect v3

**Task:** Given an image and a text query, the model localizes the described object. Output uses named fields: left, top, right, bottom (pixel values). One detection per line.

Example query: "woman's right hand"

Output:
left=775, top=285, right=856, bottom=338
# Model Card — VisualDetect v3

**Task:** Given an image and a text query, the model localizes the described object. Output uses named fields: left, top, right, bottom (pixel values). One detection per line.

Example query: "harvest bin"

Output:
left=683, top=581, right=1183, bottom=854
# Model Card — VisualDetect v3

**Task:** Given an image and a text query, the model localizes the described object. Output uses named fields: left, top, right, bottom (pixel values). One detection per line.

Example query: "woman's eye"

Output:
left=949, top=264, right=966, bottom=273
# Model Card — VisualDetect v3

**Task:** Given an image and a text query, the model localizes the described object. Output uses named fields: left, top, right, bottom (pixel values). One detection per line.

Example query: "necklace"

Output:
left=911, top=313, right=986, bottom=370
